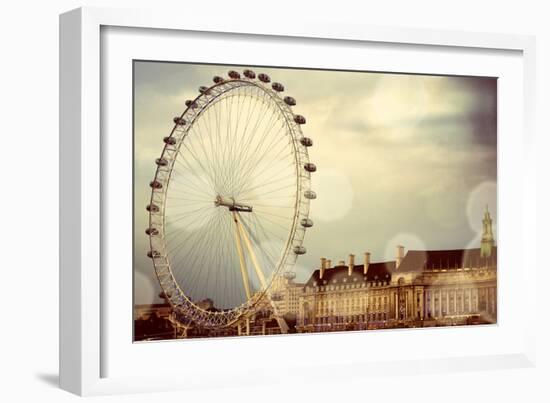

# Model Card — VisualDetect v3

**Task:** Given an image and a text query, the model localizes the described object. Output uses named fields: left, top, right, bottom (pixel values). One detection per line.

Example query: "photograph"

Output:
left=133, top=61, right=498, bottom=341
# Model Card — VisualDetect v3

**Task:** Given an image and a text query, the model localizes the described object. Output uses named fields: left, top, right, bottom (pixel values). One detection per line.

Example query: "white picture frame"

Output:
left=60, top=6, right=537, bottom=396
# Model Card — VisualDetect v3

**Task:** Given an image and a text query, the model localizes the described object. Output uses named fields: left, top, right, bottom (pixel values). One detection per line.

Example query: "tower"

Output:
left=480, top=205, right=494, bottom=258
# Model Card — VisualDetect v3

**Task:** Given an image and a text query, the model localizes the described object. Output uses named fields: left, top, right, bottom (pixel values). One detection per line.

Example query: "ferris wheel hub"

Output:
left=214, top=195, right=253, bottom=212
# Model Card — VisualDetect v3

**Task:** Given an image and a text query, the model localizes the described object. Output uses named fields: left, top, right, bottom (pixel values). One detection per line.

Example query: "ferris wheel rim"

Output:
left=146, top=74, right=313, bottom=328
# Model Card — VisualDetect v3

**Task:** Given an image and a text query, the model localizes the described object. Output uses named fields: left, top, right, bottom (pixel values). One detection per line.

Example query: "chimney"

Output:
left=396, top=245, right=405, bottom=269
left=320, top=257, right=326, bottom=279
left=326, top=259, right=332, bottom=269
left=338, top=260, right=345, bottom=266
left=348, top=254, right=355, bottom=276
left=364, top=252, right=371, bottom=275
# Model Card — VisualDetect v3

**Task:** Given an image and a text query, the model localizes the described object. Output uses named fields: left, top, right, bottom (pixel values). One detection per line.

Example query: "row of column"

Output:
left=303, top=285, right=497, bottom=325
left=392, top=286, right=497, bottom=320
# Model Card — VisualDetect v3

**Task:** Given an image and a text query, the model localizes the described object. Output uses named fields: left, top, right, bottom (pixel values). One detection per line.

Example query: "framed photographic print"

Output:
left=134, top=60, right=499, bottom=341
left=60, top=6, right=537, bottom=396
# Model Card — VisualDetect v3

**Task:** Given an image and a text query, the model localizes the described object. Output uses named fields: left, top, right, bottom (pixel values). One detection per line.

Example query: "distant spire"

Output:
left=481, top=205, right=495, bottom=258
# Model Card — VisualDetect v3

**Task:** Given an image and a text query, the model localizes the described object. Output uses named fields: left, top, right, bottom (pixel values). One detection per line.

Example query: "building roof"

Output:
left=303, top=247, right=497, bottom=287
left=305, top=261, right=395, bottom=287
left=397, top=246, right=497, bottom=272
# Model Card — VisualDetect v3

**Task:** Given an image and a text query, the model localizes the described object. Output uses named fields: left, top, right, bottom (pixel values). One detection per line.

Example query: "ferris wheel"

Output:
left=146, top=69, right=316, bottom=329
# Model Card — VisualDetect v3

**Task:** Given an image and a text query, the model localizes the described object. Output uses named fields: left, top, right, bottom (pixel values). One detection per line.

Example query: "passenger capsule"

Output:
left=173, top=117, right=186, bottom=125
left=294, top=115, right=306, bottom=125
left=198, top=86, right=210, bottom=94
left=213, top=75, right=224, bottom=84
left=228, top=70, right=241, bottom=79
left=300, top=218, right=314, bottom=228
left=146, top=203, right=159, bottom=213
left=147, top=250, right=161, bottom=259
left=300, top=137, right=313, bottom=147
left=150, top=180, right=163, bottom=189
left=185, top=100, right=197, bottom=108
left=272, top=82, right=284, bottom=92
left=258, top=73, right=271, bottom=83
left=155, top=158, right=168, bottom=166
left=294, top=245, right=307, bottom=255
left=304, top=190, right=317, bottom=199
left=284, top=96, right=296, bottom=106
left=283, top=271, right=296, bottom=280
left=243, top=69, right=256, bottom=79
left=145, top=227, right=159, bottom=236
left=163, top=136, right=176, bottom=145
left=304, top=163, right=317, bottom=172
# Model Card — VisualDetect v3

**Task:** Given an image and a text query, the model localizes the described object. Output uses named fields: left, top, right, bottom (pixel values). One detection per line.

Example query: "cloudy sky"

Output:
left=134, top=61, right=497, bottom=305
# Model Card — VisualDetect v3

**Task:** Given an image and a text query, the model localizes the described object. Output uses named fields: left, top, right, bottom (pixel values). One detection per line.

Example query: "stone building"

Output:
left=296, top=207, right=497, bottom=332
left=271, top=270, right=304, bottom=316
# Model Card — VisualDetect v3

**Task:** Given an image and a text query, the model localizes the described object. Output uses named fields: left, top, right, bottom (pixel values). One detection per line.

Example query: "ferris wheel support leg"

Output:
left=232, top=212, right=252, bottom=300
left=235, top=213, right=267, bottom=290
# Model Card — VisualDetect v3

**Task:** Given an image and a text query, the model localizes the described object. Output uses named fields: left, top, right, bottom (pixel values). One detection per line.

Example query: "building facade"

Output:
left=295, top=208, right=497, bottom=333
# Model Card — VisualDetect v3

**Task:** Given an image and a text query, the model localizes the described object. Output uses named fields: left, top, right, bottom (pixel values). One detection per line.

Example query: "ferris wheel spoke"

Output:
left=195, top=109, right=221, bottom=190
left=225, top=94, right=237, bottom=174
left=249, top=211, right=293, bottom=232
left=178, top=141, right=218, bottom=191
left=165, top=204, right=213, bottom=221
left=166, top=196, right=212, bottom=204
left=241, top=193, right=296, bottom=201
left=233, top=90, right=265, bottom=157
left=165, top=216, right=220, bottom=260
left=246, top=214, right=282, bottom=255
left=166, top=224, right=221, bottom=260
left=244, top=217, right=285, bottom=249
left=233, top=124, right=289, bottom=194
left=253, top=208, right=295, bottom=220
left=242, top=104, right=286, bottom=162
left=236, top=159, right=296, bottom=197
left=171, top=211, right=224, bottom=287
left=242, top=183, right=297, bottom=199
left=229, top=91, right=272, bottom=180
left=202, top=102, right=232, bottom=190
left=251, top=141, right=295, bottom=179
left=188, top=124, right=221, bottom=191
left=169, top=169, right=215, bottom=201
left=212, top=102, right=234, bottom=193
left=243, top=214, right=283, bottom=271
left=191, top=107, right=229, bottom=190
left=228, top=91, right=253, bottom=175
left=237, top=127, right=291, bottom=187
left=168, top=222, right=220, bottom=288
left=219, top=216, right=242, bottom=306
left=198, top=213, right=230, bottom=302
left=232, top=106, right=284, bottom=185
left=167, top=181, right=212, bottom=203
left=229, top=95, right=279, bottom=185
left=212, top=216, right=234, bottom=304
